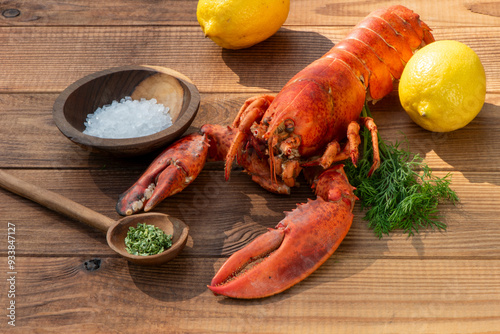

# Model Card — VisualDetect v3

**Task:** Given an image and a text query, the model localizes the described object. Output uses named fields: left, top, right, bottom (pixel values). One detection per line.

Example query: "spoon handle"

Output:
left=0, top=170, right=115, bottom=232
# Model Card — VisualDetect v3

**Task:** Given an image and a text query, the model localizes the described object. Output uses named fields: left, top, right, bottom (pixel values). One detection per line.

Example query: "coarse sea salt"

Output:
left=83, top=96, right=173, bottom=139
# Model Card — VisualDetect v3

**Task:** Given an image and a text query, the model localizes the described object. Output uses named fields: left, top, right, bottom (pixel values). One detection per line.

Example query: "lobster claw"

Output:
left=116, top=133, right=209, bottom=215
left=208, top=165, right=357, bottom=299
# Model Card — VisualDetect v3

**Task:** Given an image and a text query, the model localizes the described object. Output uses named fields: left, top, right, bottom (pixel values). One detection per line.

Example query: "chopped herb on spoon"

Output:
left=344, top=103, right=459, bottom=238
left=125, top=223, right=173, bottom=256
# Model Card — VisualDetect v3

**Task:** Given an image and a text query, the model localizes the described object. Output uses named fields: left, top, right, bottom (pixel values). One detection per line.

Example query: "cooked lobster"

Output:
left=116, top=5, right=434, bottom=298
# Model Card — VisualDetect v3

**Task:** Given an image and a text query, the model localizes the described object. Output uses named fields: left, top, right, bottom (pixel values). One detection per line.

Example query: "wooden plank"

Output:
left=1, top=0, right=499, bottom=27
left=0, top=0, right=199, bottom=26
left=290, top=0, right=500, bottom=28
left=1, top=26, right=499, bottom=93
left=1, top=93, right=499, bottom=171
left=0, top=26, right=330, bottom=94
left=8, top=256, right=500, bottom=333
left=1, top=169, right=498, bottom=258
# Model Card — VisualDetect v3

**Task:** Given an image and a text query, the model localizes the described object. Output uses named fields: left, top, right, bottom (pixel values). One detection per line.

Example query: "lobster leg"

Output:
left=301, top=137, right=350, bottom=170
left=225, top=95, right=274, bottom=181
left=208, top=165, right=357, bottom=299
left=302, top=117, right=379, bottom=174
left=116, top=125, right=237, bottom=215
left=360, top=117, right=380, bottom=176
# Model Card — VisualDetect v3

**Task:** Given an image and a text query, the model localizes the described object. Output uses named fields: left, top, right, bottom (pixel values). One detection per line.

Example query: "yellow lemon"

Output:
left=399, top=40, right=486, bottom=132
left=197, top=0, right=290, bottom=50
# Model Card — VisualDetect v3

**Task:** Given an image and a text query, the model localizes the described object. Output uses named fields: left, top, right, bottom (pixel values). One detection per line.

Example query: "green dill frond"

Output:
left=344, top=103, right=459, bottom=238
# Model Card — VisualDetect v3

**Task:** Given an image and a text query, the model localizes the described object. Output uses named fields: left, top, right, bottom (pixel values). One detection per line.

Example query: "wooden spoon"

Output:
left=0, top=170, right=189, bottom=266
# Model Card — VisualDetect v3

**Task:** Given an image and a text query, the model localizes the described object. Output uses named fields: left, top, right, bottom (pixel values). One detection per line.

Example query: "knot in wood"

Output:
left=83, top=259, right=102, bottom=271
left=2, top=9, right=20, bottom=18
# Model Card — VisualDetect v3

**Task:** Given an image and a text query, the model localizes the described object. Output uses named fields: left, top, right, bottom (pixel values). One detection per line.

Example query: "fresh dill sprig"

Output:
left=344, top=104, right=459, bottom=238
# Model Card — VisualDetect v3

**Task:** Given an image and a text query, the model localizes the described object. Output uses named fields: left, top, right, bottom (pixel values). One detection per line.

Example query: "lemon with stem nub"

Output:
left=197, top=0, right=290, bottom=50
left=399, top=40, right=486, bottom=132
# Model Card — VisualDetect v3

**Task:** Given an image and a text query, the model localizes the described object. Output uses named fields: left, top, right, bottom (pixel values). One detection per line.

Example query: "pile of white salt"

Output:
left=83, top=97, right=173, bottom=139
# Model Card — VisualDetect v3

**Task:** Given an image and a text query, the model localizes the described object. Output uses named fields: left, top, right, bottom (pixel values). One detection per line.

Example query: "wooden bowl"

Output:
left=53, top=65, right=200, bottom=157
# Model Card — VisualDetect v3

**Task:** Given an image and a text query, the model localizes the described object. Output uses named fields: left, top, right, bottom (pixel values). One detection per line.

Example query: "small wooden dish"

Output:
left=107, top=213, right=189, bottom=266
left=53, top=65, right=200, bottom=156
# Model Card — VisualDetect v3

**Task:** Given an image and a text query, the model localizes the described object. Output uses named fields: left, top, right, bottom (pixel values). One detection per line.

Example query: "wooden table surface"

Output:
left=1, top=0, right=500, bottom=333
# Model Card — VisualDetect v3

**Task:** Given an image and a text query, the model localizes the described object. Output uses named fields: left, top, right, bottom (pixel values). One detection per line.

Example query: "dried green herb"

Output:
left=344, top=103, right=459, bottom=238
left=125, top=223, right=173, bottom=256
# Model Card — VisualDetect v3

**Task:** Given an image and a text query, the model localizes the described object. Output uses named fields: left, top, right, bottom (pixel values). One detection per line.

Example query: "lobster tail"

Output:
left=327, top=5, right=434, bottom=101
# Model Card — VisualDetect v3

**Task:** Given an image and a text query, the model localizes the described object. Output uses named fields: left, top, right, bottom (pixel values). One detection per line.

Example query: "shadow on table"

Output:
left=398, top=102, right=499, bottom=187
left=221, top=28, right=334, bottom=92
left=126, top=255, right=214, bottom=302
left=432, top=102, right=499, bottom=187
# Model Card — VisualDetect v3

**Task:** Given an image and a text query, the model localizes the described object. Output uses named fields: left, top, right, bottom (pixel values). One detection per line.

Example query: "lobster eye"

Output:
left=284, top=119, right=295, bottom=133
left=262, top=117, right=271, bottom=126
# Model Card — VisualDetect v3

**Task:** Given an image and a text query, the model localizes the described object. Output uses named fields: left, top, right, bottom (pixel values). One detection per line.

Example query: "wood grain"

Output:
left=9, top=256, right=500, bottom=333
left=1, top=27, right=499, bottom=93
left=0, top=169, right=498, bottom=258
left=2, top=0, right=500, bottom=27
left=1, top=92, right=499, bottom=170
left=1, top=0, right=500, bottom=332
